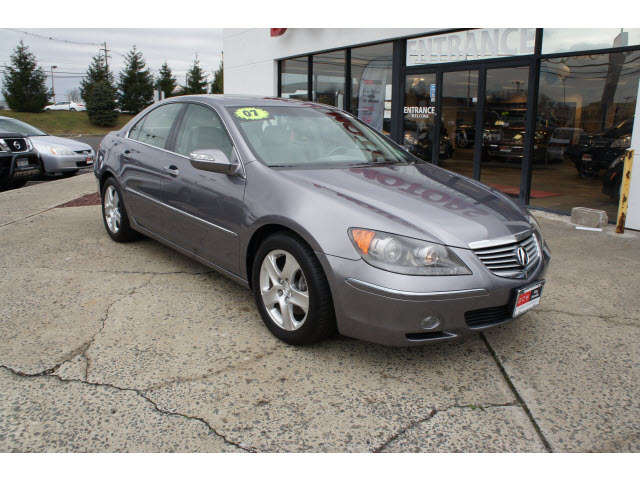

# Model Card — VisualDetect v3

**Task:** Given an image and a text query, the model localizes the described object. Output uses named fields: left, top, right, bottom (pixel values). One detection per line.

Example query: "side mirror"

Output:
left=189, top=149, right=238, bottom=175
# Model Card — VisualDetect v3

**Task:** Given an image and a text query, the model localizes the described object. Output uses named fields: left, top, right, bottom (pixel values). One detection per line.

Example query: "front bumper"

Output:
left=316, top=241, right=550, bottom=347
left=40, top=152, right=95, bottom=173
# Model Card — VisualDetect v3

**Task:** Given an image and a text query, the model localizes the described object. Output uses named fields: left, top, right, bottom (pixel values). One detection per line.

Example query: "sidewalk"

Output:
left=0, top=177, right=638, bottom=452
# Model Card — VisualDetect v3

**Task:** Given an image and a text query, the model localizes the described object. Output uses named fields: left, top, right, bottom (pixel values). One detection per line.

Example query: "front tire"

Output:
left=252, top=232, right=336, bottom=345
left=70, top=108, right=76, bottom=112
left=101, top=177, right=138, bottom=242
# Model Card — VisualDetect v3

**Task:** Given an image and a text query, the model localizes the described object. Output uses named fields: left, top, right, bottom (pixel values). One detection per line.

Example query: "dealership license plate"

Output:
left=513, top=280, right=545, bottom=317
left=582, top=154, right=592, bottom=162
left=500, top=147, right=511, bottom=152
left=86, top=156, right=93, bottom=165
left=17, top=159, right=29, bottom=168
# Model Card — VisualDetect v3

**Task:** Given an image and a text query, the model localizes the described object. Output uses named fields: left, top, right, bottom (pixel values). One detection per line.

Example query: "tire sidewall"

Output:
left=252, top=233, right=331, bottom=344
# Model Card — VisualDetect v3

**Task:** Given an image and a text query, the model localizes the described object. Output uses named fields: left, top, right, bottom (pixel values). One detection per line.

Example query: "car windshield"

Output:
left=0, top=118, right=47, bottom=136
left=227, top=105, right=420, bottom=167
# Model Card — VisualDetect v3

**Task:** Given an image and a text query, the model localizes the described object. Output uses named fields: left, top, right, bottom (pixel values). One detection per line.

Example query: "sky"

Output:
left=0, top=28, right=223, bottom=103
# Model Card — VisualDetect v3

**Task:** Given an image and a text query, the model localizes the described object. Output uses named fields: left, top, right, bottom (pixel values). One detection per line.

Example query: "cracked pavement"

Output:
left=1, top=174, right=639, bottom=452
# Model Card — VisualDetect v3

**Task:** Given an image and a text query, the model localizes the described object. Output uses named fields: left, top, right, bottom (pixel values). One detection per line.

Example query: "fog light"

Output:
left=420, top=315, right=441, bottom=330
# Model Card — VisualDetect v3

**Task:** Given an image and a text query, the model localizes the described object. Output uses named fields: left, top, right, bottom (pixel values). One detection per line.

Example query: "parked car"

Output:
left=95, top=96, right=550, bottom=347
left=547, top=127, right=584, bottom=163
left=566, top=117, right=634, bottom=178
left=44, top=101, right=86, bottom=112
left=403, top=120, right=454, bottom=161
left=0, top=130, right=41, bottom=189
left=0, top=117, right=95, bottom=176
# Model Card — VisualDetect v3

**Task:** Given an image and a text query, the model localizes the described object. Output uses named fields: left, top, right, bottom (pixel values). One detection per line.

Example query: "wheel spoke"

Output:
left=280, top=303, right=295, bottom=331
left=261, top=286, right=280, bottom=307
left=263, top=253, right=282, bottom=283
left=289, top=288, right=309, bottom=312
left=281, top=253, right=299, bottom=281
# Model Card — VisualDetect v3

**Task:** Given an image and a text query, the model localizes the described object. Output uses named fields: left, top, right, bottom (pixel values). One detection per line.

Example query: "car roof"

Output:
left=164, top=94, right=334, bottom=109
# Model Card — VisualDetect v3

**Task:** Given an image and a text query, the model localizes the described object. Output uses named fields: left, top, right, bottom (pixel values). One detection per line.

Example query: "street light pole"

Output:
left=50, top=65, right=58, bottom=103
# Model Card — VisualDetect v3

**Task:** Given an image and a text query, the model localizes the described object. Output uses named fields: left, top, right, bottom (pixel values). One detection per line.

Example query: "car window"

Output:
left=172, top=104, right=233, bottom=159
left=134, top=103, right=183, bottom=149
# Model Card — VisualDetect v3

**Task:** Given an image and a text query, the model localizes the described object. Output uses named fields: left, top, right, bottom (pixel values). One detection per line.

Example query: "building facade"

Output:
left=224, top=28, right=640, bottom=229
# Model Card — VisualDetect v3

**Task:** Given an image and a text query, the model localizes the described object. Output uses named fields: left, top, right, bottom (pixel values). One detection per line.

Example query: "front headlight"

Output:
left=610, top=136, right=631, bottom=149
left=47, top=145, right=75, bottom=155
left=610, top=155, right=625, bottom=169
left=0, top=139, right=9, bottom=152
left=348, top=228, right=471, bottom=276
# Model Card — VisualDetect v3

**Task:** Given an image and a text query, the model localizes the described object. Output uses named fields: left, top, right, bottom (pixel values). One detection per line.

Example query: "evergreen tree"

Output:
left=155, top=61, right=178, bottom=99
left=80, top=53, right=116, bottom=103
left=183, top=58, right=208, bottom=95
left=87, top=80, right=119, bottom=127
left=1, top=41, right=51, bottom=112
left=117, top=46, right=154, bottom=113
left=210, top=60, right=223, bottom=94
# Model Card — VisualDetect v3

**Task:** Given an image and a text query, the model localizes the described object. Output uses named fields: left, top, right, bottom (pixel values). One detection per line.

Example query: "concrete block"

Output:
left=571, top=207, right=608, bottom=228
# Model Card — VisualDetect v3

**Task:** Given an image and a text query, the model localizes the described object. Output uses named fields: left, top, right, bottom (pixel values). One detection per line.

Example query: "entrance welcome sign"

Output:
left=407, top=28, right=536, bottom=66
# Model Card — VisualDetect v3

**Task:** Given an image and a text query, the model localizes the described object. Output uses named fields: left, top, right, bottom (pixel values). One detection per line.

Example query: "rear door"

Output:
left=120, top=102, right=185, bottom=236
left=162, top=103, right=246, bottom=273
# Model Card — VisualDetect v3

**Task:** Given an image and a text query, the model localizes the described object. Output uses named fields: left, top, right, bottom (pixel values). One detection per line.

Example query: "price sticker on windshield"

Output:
left=235, top=108, right=270, bottom=120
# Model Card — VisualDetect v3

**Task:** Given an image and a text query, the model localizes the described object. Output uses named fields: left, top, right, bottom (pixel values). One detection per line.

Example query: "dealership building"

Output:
left=223, top=28, right=640, bottom=229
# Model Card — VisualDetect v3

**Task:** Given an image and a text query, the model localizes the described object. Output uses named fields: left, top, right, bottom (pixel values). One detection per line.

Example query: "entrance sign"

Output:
left=407, top=28, right=535, bottom=66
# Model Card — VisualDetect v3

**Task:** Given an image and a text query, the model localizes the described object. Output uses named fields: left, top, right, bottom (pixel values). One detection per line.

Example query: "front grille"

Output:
left=465, top=304, right=512, bottom=328
left=470, top=231, right=540, bottom=279
left=2, top=138, right=28, bottom=152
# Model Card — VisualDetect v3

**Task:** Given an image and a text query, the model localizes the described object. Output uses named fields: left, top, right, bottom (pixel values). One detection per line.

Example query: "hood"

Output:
left=279, top=162, right=531, bottom=248
left=29, top=135, right=92, bottom=152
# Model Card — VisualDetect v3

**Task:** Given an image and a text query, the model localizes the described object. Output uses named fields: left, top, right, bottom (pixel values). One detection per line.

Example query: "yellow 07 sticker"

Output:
left=234, top=108, right=270, bottom=120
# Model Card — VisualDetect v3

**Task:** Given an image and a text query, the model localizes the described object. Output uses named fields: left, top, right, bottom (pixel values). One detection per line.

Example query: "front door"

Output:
left=162, top=103, right=246, bottom=273
left=402, top=63, right=533, bottom=202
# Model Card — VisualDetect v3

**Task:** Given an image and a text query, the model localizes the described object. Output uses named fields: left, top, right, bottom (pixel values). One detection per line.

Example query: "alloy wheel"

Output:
left=259, top=249, right=309, bottom=331
left=103, top=185, right=122, bottom=234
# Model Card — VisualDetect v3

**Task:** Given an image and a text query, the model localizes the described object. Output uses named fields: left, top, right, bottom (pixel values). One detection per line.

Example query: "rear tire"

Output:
left=252, top=232, right=336, bottom=345
left=70, top=108, right=76, bottom=112
left=101, top=177, right=139, bottom=242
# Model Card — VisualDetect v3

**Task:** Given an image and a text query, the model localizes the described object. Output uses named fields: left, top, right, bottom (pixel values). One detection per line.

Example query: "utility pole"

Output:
left=100, top=42, right=111, bottom=74
left=50, top=65, right=57, bottom=102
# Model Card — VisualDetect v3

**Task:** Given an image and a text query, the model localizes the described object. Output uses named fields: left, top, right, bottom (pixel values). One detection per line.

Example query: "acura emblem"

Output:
left=516, top=247, right=529, bottom=266
left=13, top=141, right=22, bottom=150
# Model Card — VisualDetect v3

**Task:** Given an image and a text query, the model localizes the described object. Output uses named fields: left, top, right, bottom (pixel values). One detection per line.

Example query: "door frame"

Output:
left=401, top=55, right=539, bottom=204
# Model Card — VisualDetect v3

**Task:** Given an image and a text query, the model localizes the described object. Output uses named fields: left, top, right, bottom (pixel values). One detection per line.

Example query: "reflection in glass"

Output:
left=542, top=28, right=640, bottom=55
left=351, top=43, right=393, bottom=135
left=441, top=70, right=478, bottom=177
left=403, top=73, right=437, bottom=163
left=281, top=57, right=309, bottom=100
left=312, top=51, right=346, bottom=108
left=480, top=66, right=530, bottom=197
left=533, top=51, right=640, bottom=217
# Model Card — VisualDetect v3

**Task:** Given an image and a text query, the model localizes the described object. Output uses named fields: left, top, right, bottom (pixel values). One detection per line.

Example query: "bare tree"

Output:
left=67, top=88, right=81, bottom=103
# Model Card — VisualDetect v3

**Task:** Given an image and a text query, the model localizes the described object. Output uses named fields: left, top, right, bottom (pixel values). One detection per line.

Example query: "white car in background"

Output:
left=0, top=116, right=94, bottom=176
left=44, top=101, right=86, bottom=112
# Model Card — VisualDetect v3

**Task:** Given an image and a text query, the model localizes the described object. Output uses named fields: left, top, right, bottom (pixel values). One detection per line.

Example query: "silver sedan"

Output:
left=0, top=117, right=95, bottom=176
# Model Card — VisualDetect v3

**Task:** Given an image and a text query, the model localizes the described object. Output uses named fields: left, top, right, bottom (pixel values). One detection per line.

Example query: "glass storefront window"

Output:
left=281, top=57, right=309, bottom=100
left=403, top=73, right=437, bottom=162
left=542, top=29, right=640, bottom=55
left=441, top=70, right=479, bottom=178
left=312, top=50, right=346, bottom=109
left=351, top=42, right=393, bottom=135
left=532, top=50, right=640, bottom=217
left=480, top=66, right=530, bottom=197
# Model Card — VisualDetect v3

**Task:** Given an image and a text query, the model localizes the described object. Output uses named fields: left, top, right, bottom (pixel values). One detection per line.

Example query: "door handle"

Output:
left=163, top=165, right=180, bottom=177
left=122, top=150, right=131, bottom=159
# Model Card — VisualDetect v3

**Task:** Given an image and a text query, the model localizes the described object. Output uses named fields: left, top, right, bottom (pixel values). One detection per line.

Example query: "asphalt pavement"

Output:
left=0, top=173, right=639, bottom=452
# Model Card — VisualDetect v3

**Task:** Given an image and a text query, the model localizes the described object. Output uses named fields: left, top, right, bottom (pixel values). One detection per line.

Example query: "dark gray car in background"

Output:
left=95, top=95, right=550, bottom=346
